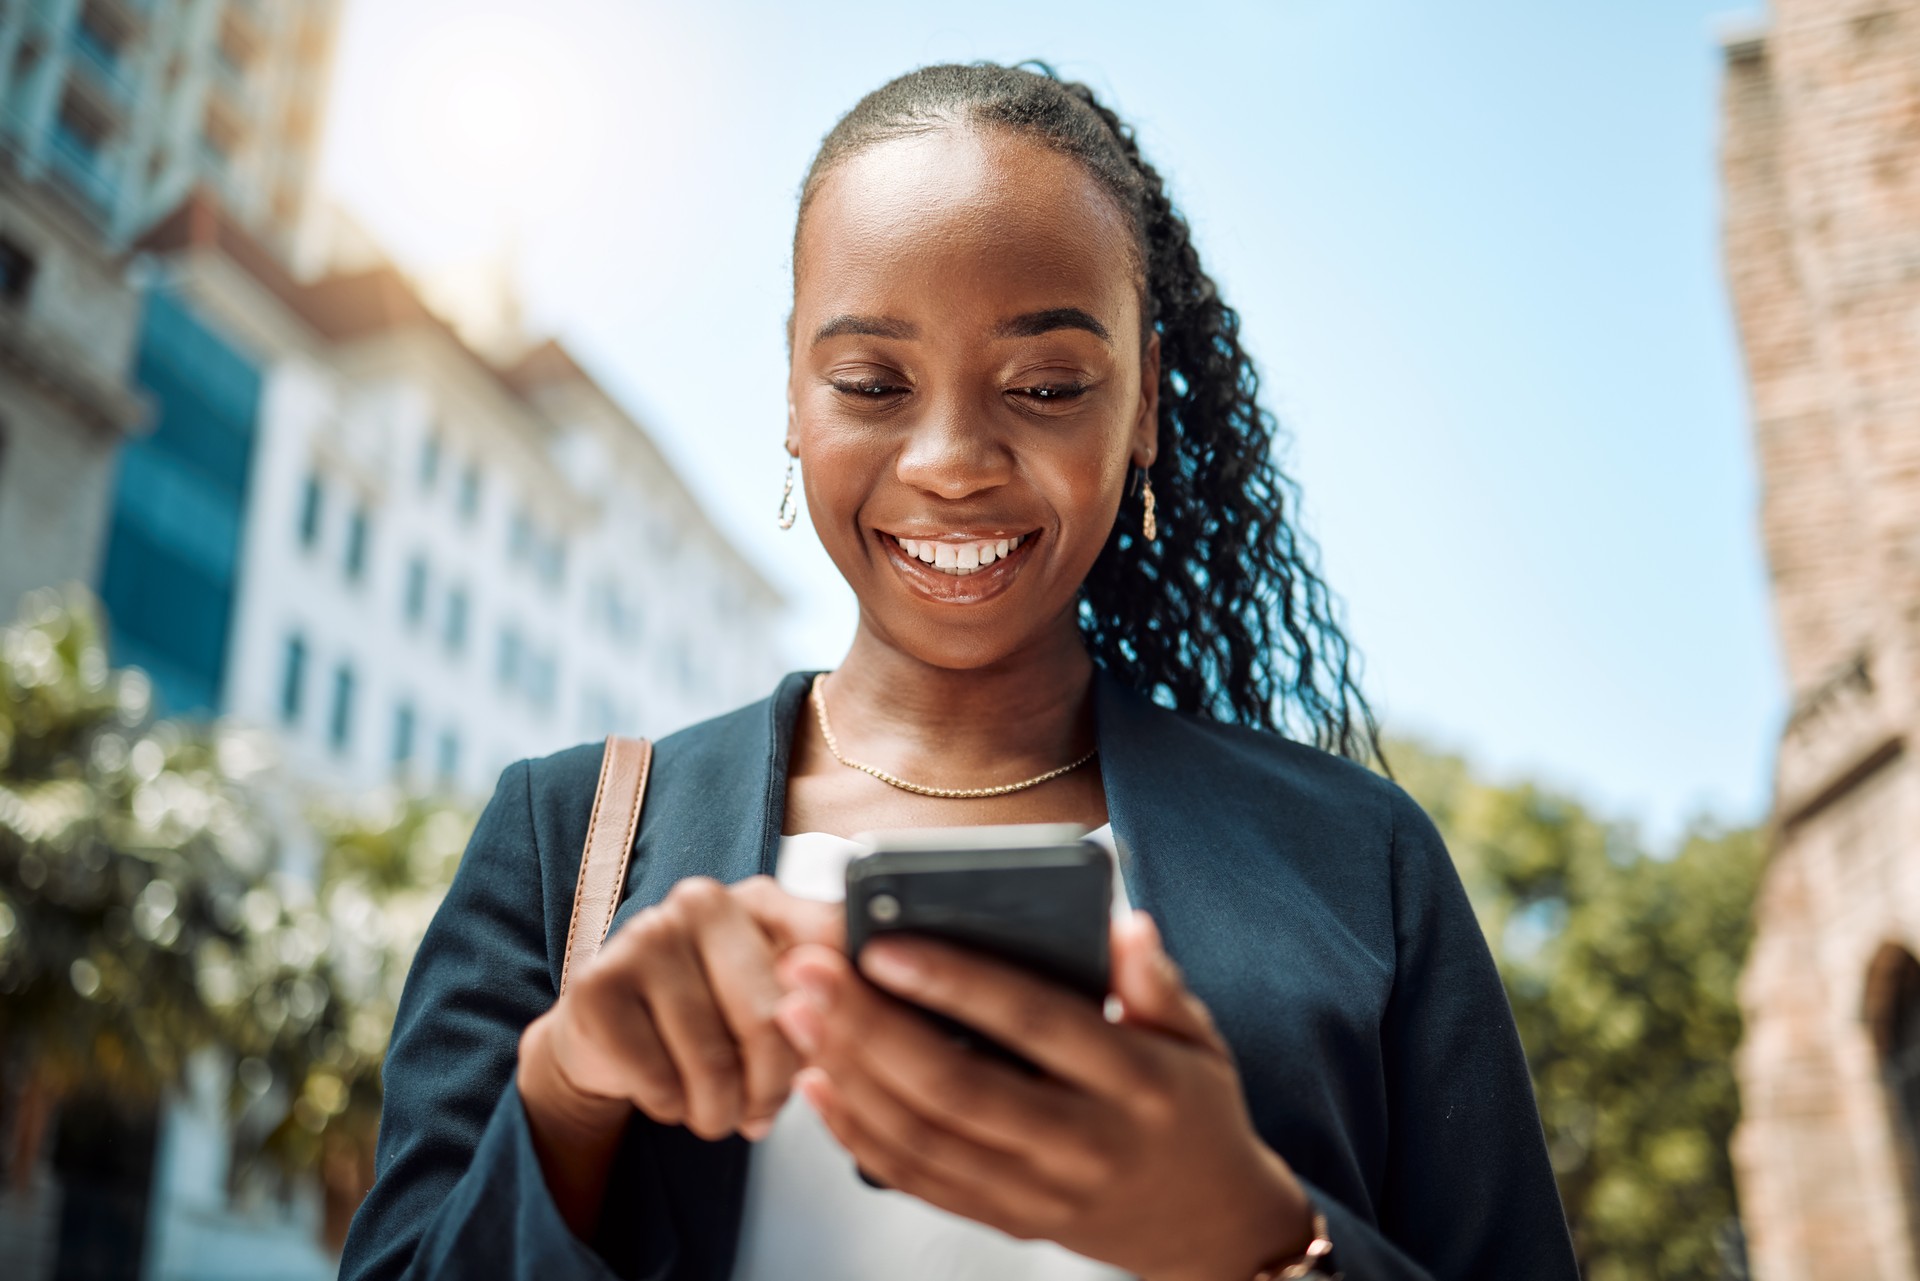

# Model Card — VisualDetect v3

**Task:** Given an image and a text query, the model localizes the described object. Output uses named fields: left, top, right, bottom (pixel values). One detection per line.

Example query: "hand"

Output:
left=773, top=912, right=1314, bottom=1281
left=517, top=876, right=841, bottom=1233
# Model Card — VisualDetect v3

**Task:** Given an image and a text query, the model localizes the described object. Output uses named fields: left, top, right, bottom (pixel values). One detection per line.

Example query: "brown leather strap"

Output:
left=560, top=734, right=652, bottom=994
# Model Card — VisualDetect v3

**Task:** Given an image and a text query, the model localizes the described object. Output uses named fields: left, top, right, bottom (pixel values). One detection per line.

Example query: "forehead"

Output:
left=795, top=127, right=1143, bottom=327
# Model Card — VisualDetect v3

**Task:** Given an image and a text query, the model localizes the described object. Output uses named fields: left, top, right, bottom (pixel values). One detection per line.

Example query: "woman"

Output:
left=341, top=64, right=1578, bottom=1281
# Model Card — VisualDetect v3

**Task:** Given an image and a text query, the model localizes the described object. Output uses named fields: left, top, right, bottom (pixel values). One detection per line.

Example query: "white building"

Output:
left=136, top=192, right=786, bottom=799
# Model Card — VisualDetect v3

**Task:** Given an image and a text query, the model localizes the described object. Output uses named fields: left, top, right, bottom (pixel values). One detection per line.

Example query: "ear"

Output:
left=785, top=399, right=799, bottom=457
left=1132, top=330, right=1161, bottom=468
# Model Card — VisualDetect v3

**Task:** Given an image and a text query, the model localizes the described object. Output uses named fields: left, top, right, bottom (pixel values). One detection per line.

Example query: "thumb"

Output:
left=1111, top=911, right=1219, bottom=1047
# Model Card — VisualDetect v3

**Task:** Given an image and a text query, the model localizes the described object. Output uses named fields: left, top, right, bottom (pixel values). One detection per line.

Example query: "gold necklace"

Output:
left=808, top=673, right=1097, bottom=799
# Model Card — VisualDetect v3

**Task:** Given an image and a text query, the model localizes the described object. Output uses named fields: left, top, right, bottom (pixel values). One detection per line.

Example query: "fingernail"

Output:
left=795, top=1067, right=830, bottom=1111
left=861, top=942, right=922, bottom=989
left=792, top=965, right=833, bottom=1006
left=776, top=997, right=821, bottom=1053
left=740, top=1116, right=774, bottom=1142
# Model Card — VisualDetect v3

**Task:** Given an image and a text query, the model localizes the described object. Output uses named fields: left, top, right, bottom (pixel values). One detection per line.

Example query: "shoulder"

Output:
left=515, top=683, right=790, bottom=856
left=1100, top=675, right=1445, bottom=919
left=1103, top=673, right=1412, bottom=841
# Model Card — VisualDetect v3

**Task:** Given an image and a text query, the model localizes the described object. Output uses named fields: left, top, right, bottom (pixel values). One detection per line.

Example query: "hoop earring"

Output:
left=777, top=455, right=798, bottom=530
left=1140, top=469, right=1158, bottom=542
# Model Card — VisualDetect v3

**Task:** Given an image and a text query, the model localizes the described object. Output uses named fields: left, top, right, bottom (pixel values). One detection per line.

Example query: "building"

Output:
left=120, top=194, right=785, bottom=796
left=0, top=0, right=341, bottom=254
left=0, top=0, right=342, bottom=621
left=0, top=151, right=145, bottom=617
left=1722, top=2, right=1920, bottom=1277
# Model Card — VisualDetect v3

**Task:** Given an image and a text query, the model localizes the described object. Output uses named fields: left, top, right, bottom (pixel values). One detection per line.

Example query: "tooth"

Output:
left=934, top=544, right=957, bottom=569
left=956, top=544, right=980, bottom=570
left=995, top=539, right=1009, bottom=558
left=917, top=542, right=935, bottom=563
left=978, top=542, right=996, bottom=565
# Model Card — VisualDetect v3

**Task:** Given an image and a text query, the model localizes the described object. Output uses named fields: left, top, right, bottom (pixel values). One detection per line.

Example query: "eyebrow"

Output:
left=813, top=314, right=917, bottom=344
left=995, top=308, right=1111, bottom=344
left=810, top=307, right=1114, bottom=347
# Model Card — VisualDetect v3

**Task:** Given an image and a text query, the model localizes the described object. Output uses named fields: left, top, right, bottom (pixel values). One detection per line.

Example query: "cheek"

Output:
left=796, top=420, right=884, bottom=529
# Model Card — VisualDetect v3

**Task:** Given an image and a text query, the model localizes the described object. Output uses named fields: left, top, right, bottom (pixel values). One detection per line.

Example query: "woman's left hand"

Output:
left=773, top=912, right=1316, bottom=1281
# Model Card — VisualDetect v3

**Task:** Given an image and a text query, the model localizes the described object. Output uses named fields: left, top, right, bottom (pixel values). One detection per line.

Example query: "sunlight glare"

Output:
left=382, top=14, right=597, bottom=248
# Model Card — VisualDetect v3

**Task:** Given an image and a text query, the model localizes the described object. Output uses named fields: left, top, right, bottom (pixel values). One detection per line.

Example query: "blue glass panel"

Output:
left=98, top=289, right=261, bottom=717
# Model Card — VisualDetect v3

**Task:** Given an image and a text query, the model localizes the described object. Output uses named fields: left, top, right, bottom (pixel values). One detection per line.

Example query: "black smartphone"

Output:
left=844, top=822, right=1113, bottom=1066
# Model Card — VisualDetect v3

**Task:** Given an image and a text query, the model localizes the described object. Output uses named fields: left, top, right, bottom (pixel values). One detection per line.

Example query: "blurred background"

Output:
left=0, top=0, right=1911, bottom=1278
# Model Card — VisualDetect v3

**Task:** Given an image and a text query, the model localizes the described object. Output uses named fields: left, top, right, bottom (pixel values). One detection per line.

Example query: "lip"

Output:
left=876, top=528, right=1041, bottom=605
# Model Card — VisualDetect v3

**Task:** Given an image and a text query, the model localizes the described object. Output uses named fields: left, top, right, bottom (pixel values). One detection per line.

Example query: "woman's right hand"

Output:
left=516, top=875, right=841, bottom=1230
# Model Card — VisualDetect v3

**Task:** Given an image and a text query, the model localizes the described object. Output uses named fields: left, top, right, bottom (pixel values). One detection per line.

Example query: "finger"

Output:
left=1110, top=911, right=1222, bottom=1048
left=853, top=937, right=1145, bottom=1097
left=791, top=992, right=1118, bottom=1195
left=672, top=881, right=801, bottom=1130
left=630, top=912, right=746, bottom=1139
left=797, top=1068, right=1072, bottom=1243
left=733, top=875, right=844, bottom=952
left=556, top=973, right=686, bottom=1124
left=779, top=947, right=1095, bottom=1160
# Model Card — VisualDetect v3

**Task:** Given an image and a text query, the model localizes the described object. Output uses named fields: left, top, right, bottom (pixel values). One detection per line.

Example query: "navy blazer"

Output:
left=339, top=671, right=1578, bottom=1280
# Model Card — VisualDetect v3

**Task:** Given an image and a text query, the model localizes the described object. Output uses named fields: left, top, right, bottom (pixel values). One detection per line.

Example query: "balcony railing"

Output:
left=210, top=46, right=252, bottom=106
left=69, top=27, right=136, bottom=106
left=46, top=125, right=117, bottom=212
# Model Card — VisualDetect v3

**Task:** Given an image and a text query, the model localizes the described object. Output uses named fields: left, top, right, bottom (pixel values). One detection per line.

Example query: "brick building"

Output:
left=1722, top=2, right=1920, bottom=1277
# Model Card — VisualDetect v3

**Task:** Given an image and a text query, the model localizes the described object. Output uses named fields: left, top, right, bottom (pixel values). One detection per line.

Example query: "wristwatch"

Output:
left=1250, top=1204, right=1337, bottom=1280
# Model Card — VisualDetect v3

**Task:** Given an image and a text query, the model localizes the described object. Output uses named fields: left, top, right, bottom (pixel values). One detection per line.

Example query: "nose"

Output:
left=894, top=389, right=1013, bottom=501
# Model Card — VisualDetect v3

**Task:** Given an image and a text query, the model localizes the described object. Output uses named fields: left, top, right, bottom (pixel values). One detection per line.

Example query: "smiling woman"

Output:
left=338, top=63, right=1580, bottom=1281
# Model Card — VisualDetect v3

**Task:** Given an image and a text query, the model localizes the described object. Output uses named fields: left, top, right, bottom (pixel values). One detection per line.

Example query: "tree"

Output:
left=0, top=587, right=472, bottom=1252
left=1390, top=740, right=1765, bottom=1281
left=0, top=587, right=278, bottom=1152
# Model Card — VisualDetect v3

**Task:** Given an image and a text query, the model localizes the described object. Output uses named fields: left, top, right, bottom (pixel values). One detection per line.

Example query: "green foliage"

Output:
left=0, top=586, right=274, bottom=1097
left=233, top=792, right=472, bottom=1176
left=1390, top=740, right=1765, bottom=1281
left=0, top=586, right=473, bottom=1184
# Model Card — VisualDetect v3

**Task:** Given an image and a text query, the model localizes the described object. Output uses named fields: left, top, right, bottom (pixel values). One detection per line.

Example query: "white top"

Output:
left=728, top=825, right=1132, bottom=1281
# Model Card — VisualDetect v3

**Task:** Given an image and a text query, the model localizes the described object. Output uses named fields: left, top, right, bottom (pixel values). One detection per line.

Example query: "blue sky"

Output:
left=319, top=0, right=1779, bottom=841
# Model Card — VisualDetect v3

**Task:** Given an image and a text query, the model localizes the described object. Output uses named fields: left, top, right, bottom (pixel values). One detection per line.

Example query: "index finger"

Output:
left=856, top=936, right=1145, bottom=1098
left=731, top=875, right=845, bottom=953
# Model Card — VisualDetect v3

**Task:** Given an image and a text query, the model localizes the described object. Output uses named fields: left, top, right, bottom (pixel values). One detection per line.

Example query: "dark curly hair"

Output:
left=797, top=62, right=1382, bottom=765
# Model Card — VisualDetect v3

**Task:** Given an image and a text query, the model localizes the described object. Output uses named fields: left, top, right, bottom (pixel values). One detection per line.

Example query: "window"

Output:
left=403, top=556, right=428, bottom=625
left=456, top=462, right=481, bottom=522
left=328, top=663, right=355, bottom=753
left=497, top=625, right=521, bottom=689
left=508, top=507, right=531, bottom=560
left=297, top=471, right=323, bottom=549
left=279, top=634, right=305, bottom=724
left=0, top=236, right=36, bottom=305
left=526, top=652, right=556, bottom=714
left=1883, top=949, right=1920, bottom=1218
left=344, top=503, right=369, bottom=582
left=436, top=729, right=460, bottom=785
left=538, top=536, right=567, bottom=590
left=444, top=587, right=468, bottom=654
left=419, top=430, right=442, bottom=489
left=392, top=702, right=415, bottom=766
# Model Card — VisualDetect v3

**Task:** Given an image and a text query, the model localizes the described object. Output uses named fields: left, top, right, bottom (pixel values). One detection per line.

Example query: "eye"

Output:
left=830, top=378, right=908, bottom=400
left=1014, top=382, right=1091, bottom=403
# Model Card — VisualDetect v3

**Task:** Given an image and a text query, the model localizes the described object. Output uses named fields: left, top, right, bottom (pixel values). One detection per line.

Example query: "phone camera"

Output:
left=868, top=893, right=901, bottom=924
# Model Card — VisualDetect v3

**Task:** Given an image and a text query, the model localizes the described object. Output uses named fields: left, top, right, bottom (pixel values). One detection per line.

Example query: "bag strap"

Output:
left=560, top=734, right=653, bottom=994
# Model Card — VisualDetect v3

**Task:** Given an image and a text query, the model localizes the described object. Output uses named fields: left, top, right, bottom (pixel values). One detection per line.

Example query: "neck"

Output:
left=824, top=615, right=1097, bottom=774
